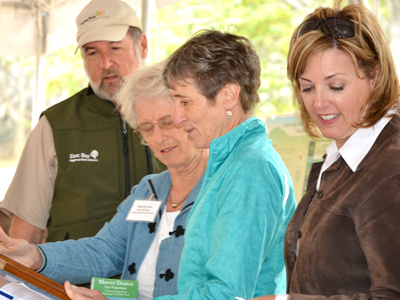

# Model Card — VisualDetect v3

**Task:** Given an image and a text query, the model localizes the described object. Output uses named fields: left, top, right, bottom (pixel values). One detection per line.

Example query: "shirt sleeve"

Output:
left=0, top=116, right=57, bottom=230
left=37, top=190, right=137, bottom=284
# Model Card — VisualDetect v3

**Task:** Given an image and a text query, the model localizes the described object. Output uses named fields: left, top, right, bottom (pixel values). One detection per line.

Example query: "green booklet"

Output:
left=90, top=277, right=138, bottom=300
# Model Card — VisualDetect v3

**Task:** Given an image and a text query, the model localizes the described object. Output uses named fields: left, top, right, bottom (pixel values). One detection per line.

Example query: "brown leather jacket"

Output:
left=284, top=116, right=400, bottom=300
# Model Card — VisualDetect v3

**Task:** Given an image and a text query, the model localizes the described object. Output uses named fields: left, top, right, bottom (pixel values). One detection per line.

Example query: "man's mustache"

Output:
left=99, top=69, right=123, bottom=87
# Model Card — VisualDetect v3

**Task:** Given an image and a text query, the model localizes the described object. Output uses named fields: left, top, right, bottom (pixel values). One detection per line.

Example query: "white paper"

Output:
left=126, top=199, right=162, bottom=223
left=0, top=282, right=51, bottom=300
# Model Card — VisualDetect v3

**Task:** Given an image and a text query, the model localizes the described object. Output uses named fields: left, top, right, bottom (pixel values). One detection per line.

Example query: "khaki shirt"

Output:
left=1, top=116, right=57, bottom=230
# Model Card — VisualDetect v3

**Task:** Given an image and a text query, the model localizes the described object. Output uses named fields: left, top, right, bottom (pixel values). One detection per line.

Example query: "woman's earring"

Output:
left=227, top=110, right=232, bottom=119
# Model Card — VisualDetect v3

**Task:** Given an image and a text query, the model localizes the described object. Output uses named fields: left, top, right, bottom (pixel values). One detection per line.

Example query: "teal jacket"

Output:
left=155, top=117, right=296, bottom=300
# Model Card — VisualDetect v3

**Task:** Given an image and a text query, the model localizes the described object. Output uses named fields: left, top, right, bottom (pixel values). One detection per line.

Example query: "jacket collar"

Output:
left=86, top=85, right=95, bottom=96
left=357, top=115, right=400, bottom=171
left=309, top=115, right=400, bottom=191
left=145, top=171, right=205, bottom=211
left=208, top=117, right=265, bottom=164
left=85, top=85, right=118, bottom=116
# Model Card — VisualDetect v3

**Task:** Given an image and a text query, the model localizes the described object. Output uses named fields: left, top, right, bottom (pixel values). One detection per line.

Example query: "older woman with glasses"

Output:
left=253, top=0, right=400, bottom=299
left=0, top=62, right=208, bottom=300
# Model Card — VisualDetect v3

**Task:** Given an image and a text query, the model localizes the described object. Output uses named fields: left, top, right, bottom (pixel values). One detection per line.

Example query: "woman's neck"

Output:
left=166, top=149, right=208, bottom=211
left=223, top=109, right=252, bottom=137
left=169, top=149, right=209, bottom=190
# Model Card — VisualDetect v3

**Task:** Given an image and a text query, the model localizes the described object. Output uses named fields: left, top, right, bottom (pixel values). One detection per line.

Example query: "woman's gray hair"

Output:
left=117, top=61, right=172, bottom=129
left=163, top=29, right=261, bottom=113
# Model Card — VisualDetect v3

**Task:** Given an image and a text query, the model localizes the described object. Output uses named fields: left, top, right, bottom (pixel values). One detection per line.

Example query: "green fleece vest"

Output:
left=42, top=87, right=165, bottom=242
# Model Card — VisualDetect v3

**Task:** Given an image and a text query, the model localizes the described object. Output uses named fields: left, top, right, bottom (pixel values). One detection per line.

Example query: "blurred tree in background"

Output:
left=0, top=56, right=34, bottom=162
left=152, top=0, right=393, bottom=117
left=0, top=46, right=87, bottom=165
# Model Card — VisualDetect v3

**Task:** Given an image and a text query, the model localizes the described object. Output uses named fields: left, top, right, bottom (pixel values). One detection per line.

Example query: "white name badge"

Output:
left=126, top=199, right=162, bottom=223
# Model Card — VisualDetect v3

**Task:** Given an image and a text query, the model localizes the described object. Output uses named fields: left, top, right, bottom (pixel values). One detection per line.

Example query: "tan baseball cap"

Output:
left=75, top=0, right=142, bottom=53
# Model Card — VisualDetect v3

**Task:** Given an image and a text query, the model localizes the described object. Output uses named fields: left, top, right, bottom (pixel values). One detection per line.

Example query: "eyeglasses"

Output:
left=296, top=17, right=355, bottom=40
left=134, top=115, right=175, bottom=139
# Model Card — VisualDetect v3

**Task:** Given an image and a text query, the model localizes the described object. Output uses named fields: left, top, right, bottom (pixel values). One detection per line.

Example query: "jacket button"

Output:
left=148, top=222, right=157, bottom=233
left=317, top=191, right=323, bottom=199
left=128, top=263, right=136, bottom=274
left=159, top=269, right=175, bottom=281
left=297, top=230, right=302, bottom=238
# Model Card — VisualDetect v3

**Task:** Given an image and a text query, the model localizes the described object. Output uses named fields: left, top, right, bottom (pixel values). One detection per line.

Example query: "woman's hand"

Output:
left=251, top=296, right=276, bottom=300
left=0, top=226, right=43, bottom=270
left=64, top=282, right=107, bottom=300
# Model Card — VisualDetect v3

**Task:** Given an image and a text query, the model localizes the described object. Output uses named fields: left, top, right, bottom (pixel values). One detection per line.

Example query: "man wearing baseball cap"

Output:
left=1, top=0, right=164, bottom=244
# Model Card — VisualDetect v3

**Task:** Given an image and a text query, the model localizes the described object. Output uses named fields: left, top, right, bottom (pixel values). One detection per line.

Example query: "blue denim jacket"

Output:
left=38, top=170, right=204, bottom=297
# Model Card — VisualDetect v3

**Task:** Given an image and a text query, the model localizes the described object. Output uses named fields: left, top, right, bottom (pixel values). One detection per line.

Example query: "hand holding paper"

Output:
left=65, top=281, right=107, bottom=300
left=0, top=226, right=43, bottom=271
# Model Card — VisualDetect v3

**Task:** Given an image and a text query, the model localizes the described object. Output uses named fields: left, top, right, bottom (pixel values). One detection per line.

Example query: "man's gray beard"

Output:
left=90, top=80, right=121, bottom=101
left=88, top=50, right=144, bottom=101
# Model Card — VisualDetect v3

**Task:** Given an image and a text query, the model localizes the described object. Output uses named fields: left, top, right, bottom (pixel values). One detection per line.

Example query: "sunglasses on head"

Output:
left=296, top=17, right=355, bottom=40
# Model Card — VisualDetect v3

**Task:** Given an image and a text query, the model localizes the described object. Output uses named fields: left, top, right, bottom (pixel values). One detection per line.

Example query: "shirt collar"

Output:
left=327, top=110, right=395, bottom=172
left=316, top=110, right=395, bottom=190
left=317, top=142, right=340, bottom=190
left=316, top=112, right=394, bottom=190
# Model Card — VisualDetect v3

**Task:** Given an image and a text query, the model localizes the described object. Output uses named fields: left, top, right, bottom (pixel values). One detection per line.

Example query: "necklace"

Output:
left=168, top=187, right=190, bottom=208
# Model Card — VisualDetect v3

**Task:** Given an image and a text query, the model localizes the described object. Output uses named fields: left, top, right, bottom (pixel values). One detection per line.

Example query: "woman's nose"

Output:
left=153, top=125, right=168, bottom=144
left=172, top=104, right=186, bottom=126
left=313, top=88, right=330, bottom=110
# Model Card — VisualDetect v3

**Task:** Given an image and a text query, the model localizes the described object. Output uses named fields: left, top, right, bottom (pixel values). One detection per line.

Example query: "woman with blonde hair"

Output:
left=254, top=0, right=400, bottom=299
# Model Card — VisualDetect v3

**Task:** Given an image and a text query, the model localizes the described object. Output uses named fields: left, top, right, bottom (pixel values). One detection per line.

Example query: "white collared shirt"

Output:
left=317, top=111, right=395, bottom=190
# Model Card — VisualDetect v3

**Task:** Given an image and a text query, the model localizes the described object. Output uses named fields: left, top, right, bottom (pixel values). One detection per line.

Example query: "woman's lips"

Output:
left=161, top=146, right=176, bottom=154
left=319, top=113, right=340, bottom=124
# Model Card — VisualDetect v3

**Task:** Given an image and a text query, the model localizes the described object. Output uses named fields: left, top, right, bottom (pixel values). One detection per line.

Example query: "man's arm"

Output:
left=1, top=116, right=56, bottom=244
left=0, top=226, right=43, bottom=270
left=9, top=216, right=45, bottom=244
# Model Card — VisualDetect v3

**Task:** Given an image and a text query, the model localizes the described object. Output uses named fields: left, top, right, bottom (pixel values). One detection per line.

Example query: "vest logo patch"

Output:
left=69, top=150, right=99, bottom=162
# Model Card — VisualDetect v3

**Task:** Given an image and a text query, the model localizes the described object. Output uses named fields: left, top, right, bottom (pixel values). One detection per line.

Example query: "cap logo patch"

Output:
left=81, top=10, right=110, bottom=25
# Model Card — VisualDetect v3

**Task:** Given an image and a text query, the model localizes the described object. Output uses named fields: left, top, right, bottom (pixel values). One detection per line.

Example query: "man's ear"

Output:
left=223, top=83, right=241, bottom=110
left=138, top=34, right=148, bottom=60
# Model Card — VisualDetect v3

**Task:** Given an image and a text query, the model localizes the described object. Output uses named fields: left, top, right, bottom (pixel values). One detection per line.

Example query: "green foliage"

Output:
left=0, top=56, right=35, bottom=158
left=43, top=45, right=87, bottom=107
left=153, top=0, right=329, bottom=118
left=0, top=47, right=86, bottom=161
